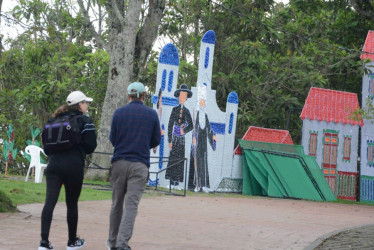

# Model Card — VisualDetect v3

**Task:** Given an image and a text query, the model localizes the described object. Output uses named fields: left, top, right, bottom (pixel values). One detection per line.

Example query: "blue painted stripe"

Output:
left=159, top=124, right=165, bottom=170
left=204, top=47, right=210, bottom=69
left=168, top=71, right=174, bottom=92
left=163, top=97, right=179, bottom=106
left=151, top=96, right=179, bottom=107
left=148, top=178, right=159, bottom=186
left=161, top=69, right=167, bottom=91
left=210, top=122, right=225, bottom=135
left=229, top=113, right=234, bottom=134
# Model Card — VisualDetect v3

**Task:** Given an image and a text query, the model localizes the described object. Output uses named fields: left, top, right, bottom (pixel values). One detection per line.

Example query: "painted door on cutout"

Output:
left=322, top=132, right=338, bottom=193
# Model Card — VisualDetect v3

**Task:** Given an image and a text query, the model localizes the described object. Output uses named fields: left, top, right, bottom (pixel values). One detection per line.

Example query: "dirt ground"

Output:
left=1, top=195, right=374, bottom=250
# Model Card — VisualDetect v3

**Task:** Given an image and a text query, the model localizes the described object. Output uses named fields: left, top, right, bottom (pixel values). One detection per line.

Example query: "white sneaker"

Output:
left=67, top=237, right=85, bottom=250
left=202, top=187, right=210, bottom=193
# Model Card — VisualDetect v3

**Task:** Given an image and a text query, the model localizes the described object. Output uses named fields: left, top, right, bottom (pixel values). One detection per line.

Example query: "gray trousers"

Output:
left=108, top=159, right=148, bottom=248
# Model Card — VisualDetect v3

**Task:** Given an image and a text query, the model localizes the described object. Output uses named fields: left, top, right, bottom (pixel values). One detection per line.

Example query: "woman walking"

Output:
left=38, top=91, right=97, bottom=250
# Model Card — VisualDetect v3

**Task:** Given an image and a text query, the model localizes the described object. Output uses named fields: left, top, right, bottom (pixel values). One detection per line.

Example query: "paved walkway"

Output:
left=310, top=224, right=374, bottom=249
left=1, top=195, right=374, bottom=250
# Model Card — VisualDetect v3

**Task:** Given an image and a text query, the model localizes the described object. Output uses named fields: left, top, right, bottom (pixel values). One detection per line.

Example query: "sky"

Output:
left=1, top=1, right=23, bottom=48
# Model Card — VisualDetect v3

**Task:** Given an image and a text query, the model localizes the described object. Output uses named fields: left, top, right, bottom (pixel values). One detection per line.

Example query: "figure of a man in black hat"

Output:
left=165, top=83, right=193, bottom=187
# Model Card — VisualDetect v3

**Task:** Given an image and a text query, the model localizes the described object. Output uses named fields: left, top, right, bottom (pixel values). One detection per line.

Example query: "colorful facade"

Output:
left=300, top=87, right=363, bottom=201
left=360, top=30, right=374, bottom=202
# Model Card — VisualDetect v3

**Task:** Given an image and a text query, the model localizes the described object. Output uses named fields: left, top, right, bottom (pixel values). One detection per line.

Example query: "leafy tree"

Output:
left=0, top=1, right=109, bottom=174
left=0, top=40, right=109, bottom=156
left=161, top=0, right=373, bottom=143
left=2, top=0, right=374, bottom=176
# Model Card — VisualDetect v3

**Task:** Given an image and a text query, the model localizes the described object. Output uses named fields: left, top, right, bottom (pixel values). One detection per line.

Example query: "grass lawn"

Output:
left=0, top=174, right=203, bottom=210
left=0, top=175, right=112, bottom=207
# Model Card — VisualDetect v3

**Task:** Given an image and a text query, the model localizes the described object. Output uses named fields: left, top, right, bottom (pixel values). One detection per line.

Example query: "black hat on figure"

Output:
left=174, top=84, right=193, bottom=98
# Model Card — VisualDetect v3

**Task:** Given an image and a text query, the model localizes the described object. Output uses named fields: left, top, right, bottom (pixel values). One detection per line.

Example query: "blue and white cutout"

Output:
left=197, top=30, right=216, bottom=90
left=150, top=31, right=239, bottom=192
left=149, top=43, right=180, bottom=186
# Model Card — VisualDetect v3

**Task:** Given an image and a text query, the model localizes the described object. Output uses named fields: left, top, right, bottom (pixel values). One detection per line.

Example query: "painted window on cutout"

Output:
left=309, top=132, right=318, bottom=156
left=323, top=132, right=338, bottom=165
left=369, top=73, right=374, bottom=99
left=367, top=141, right=374, bottom=165
left=343, top=136, right=351, bottom=161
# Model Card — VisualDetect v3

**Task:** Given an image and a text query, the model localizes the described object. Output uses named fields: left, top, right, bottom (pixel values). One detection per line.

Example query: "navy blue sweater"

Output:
left=109, top=100, right=161, bottom=167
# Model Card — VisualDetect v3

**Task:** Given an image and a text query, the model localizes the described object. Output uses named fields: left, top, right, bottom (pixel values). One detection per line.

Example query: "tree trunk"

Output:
left=80, top=0, right=165, bottom=179
left=85, top=0, right=143, bottom=179
left=85, top=35, right=137, bottom=179
left=134, top=0, right=166, bottom=78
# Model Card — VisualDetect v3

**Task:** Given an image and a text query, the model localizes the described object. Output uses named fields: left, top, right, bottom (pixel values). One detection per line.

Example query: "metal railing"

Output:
left=86, top=151, right=187, bottom=196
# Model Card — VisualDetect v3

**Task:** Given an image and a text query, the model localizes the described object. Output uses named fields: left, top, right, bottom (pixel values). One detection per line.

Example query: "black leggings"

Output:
left=41, top=164, right=83, bottom=242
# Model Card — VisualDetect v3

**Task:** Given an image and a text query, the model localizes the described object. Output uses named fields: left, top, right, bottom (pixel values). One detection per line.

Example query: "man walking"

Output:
left=106, top=82, right=161, bottom=250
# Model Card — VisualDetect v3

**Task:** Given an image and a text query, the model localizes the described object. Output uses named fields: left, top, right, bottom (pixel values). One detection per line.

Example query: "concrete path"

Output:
left=1, top=195, right=374, bottom=250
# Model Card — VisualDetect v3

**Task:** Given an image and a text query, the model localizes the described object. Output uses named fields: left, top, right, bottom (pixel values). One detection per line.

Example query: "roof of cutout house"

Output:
left=300, top=87, right=363, bottom=127
left=361, top=30, right=374, bottom=61
left=234, top=126, right=294, bottom=155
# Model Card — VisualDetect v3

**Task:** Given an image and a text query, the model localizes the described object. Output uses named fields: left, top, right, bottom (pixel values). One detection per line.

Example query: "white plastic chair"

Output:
left=25, top=145, right=48, bottom=183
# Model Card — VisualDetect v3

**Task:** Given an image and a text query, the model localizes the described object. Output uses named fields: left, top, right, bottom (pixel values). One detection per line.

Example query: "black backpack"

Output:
left=42, top=115, right=83, bottom=152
